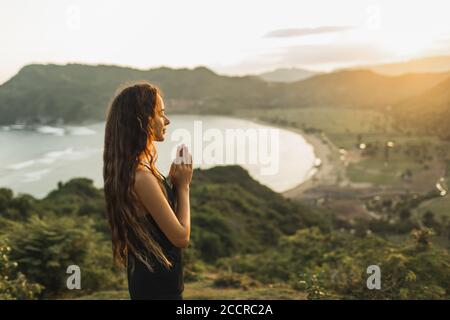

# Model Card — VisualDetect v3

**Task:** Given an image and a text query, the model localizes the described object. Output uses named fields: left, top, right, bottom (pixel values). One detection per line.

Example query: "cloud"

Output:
left=264, top=26, right=355, bottom=38
left=275, top=43, right=389, bottom=64
left=213, top=43, right=391, bottom=75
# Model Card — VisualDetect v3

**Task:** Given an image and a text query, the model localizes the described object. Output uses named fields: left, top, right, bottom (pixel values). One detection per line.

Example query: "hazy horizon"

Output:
left=1, top=0, right=450, bottom=84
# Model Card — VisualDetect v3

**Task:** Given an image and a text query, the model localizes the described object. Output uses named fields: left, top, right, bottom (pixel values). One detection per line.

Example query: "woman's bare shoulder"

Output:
left=135, top=168, right=166, bottom=197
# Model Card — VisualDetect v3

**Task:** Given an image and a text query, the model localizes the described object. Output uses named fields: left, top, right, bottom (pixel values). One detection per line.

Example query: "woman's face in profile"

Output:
left=151, top=94, right=170, bottom=141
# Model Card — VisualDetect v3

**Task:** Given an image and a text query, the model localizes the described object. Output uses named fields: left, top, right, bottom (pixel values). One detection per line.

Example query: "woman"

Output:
left=103, top=81, right=193, bottom=300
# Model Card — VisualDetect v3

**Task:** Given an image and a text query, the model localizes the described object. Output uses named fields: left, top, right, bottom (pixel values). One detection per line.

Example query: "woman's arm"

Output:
left=134, top=145, right=192, bottom=248
left=174, top=185, right=190, bottom=246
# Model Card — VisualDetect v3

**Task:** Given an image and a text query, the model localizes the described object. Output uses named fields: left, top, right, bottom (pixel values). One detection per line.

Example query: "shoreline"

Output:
left=227, top=114, right=342, bottom=199
left=281, top=127, right=340, bottom=199
left=1, top=113, right=341, bottom=200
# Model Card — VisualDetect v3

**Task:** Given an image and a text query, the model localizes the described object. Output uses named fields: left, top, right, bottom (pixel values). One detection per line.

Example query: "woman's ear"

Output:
left=149, top=117, right=158, bottom=130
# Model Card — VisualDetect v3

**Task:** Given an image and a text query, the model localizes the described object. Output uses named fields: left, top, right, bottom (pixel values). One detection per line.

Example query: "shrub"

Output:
left=0, top=240, right=43, bottom=299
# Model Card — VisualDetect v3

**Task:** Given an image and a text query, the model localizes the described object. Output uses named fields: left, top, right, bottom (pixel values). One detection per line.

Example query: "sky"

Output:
left=1, top=0, right=450, bottom=84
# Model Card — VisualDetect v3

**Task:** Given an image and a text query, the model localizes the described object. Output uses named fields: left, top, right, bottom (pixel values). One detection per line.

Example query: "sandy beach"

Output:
left=281, top=127, right=343, bottom=199
left=232, top=114, right=347, bottom=200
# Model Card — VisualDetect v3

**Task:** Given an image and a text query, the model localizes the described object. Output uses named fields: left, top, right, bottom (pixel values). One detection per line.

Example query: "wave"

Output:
left=36, top=126, right=65, bottom=136
left=6, top=149, right=74, bottom=170
left=43, top=147, right=74, bottom=159
left=7, top=147, right=100, bottom=172
left=66, top=126, right=96, bottom=136
left=8, top=160, right=36, bottom=170
left=41, top=147, right=99, bottom=162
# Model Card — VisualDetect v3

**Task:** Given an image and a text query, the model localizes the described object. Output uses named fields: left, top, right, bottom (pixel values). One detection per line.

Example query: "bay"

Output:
left=0, top=115, right=317, bottom=198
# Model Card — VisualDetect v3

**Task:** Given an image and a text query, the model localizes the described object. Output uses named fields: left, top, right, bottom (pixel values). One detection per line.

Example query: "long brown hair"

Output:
left=103, top=81, right=173, bottom=272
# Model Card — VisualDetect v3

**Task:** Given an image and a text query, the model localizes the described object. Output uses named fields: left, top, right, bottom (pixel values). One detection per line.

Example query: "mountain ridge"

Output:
left=1, top=63, right=449, bottom=139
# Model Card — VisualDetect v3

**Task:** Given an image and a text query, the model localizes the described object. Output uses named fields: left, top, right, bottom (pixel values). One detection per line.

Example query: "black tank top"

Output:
left=127, top=164, right=184, bottom=299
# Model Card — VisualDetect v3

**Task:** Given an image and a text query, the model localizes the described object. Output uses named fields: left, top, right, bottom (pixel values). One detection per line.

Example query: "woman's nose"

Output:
left=165, top=117, right=170, bottom=125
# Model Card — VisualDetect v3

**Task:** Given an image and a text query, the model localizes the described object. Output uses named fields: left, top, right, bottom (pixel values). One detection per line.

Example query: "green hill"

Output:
left=256, top=67, right=319, bottom=83
left=0, top=63, right=448, bottom=125
left=394, top=76, right=450, bottom=139
left=0, top=63, right=275, bottom=125
left=0, top=165, right=328, bottom=298
left=285, top=69, right=449, bottom=109
left=0, top=165, right=448, bottom=299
